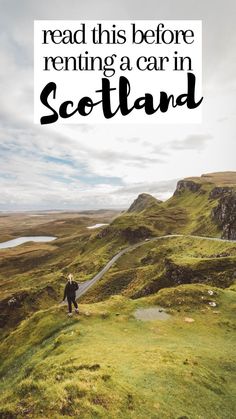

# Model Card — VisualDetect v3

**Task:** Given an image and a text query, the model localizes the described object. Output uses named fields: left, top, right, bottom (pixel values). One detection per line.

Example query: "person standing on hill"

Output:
left=63, top=274, right=79, bottom=316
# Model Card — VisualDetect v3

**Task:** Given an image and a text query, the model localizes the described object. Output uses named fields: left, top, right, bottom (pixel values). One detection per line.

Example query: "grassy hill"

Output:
left=96, top=172, right=236, bottom=247
left=0, top=172, right=236, bottom=418
left=0, top=286, right=235, bottom=418
left=0, top=211, right=120, bottom=333
left=81, top=235, right=236, bottom=303
left=1, top=172, right=236, bottom=331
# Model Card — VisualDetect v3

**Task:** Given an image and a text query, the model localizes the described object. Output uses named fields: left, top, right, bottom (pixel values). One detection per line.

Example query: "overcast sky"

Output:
left=0, top=0, right=235, bottom=211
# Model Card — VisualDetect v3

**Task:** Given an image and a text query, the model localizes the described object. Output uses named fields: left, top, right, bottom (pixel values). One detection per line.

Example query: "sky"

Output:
left=0, top=0, right=235, bottom=211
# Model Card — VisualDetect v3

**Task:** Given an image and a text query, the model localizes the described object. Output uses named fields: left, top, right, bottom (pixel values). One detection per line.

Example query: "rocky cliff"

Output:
left=173, top=174, right=236, bottom=240
left=174, top=179, right=201, bottom=195
left=211, top=189, right=236, bottom=240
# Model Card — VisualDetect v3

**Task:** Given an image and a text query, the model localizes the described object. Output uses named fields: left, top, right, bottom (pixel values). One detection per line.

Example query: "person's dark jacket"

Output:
left=63, top=280, right=79, bottom=300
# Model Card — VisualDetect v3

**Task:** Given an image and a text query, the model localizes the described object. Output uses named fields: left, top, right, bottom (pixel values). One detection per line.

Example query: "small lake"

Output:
left=134, top=307, right=171, bottom=321
left=0, top=236, right=57, bottom=250
left=87, top=223, right=108, bottom=230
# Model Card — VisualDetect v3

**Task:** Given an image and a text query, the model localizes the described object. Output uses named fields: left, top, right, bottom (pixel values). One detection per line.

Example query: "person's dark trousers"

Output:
left=67, top=296, right=78, bottom=313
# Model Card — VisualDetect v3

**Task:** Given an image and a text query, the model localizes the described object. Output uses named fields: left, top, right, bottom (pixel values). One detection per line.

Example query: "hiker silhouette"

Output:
left=63, top=274, right=79, bottom=316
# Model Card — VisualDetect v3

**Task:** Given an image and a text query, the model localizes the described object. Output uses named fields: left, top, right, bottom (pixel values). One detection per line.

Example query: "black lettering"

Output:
left=176, top=72, right=203, bottom=108
left=40, top=82, right=58, bottom=125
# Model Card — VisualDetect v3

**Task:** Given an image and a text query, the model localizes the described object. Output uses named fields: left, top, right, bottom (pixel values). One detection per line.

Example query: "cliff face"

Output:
left=211, top=189, right=236, bottom=240
left=174, top=180, right=201, bottom=195
left=209, top=186, right=232, bottom=199
left=173, top=176, right=236, bottom=240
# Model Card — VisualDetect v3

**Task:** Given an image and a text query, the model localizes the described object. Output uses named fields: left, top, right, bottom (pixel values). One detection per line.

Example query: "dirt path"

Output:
left=75, top=234, right=235, bottom=300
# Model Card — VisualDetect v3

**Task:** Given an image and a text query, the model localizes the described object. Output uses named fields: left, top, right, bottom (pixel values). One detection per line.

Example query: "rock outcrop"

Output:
left=127, top=193, right=161, bottom=213
left=97, top=224, right=153, bottom=243
left=209, top=186, right=232, bottom=200
left=0, top=285, right=58, bottom=329
left=133, top=256, right=236, bottom=298
left=174, top=180, right=201, bottom=195
left=121, top=226, right=153, bottom=242
left=211, top=190, right=236, bottom=240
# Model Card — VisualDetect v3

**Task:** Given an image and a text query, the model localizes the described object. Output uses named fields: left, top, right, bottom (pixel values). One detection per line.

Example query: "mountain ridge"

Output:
left=97, top=171, right=236, bottom=243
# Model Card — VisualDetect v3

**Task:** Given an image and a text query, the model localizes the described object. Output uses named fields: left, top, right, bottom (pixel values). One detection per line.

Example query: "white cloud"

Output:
left=0, top=0, right=236, bottom=210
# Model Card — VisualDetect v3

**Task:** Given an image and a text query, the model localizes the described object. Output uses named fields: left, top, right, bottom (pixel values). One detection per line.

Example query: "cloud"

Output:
left=167, top=134, right=213, bottom=150
left=0, top=0, right=235, bottom=210
left=113, top=179, right=179, bottom=205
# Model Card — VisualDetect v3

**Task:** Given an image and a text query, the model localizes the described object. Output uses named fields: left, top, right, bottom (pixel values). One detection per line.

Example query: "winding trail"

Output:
left=75, top=234, right=235, bottom=300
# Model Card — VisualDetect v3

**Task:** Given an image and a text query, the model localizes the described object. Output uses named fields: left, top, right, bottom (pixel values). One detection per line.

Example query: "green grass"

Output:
left=1, top=174, right=236, bottom=417
left=101, top=178, right=232, bottom=243
left=0, top=287, right=235, bottom=418
left=164, top=185, right=220, bottom=236
left=0, top=213, right=123, bottom=334
left=1, top=174, right=235, bottom=333
left=82, top=237, right=236, bottom=303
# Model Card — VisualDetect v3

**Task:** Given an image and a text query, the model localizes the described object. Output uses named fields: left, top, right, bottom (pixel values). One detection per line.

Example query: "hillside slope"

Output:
left=1, top=172, right=236, bottom=418
left=0, top=287, right=236, bottom=419
left=96, top=172, right=236, bottom=245
left=1, top=172, right=236, bottom=332
left=81, top=235, right=236, bottom=303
